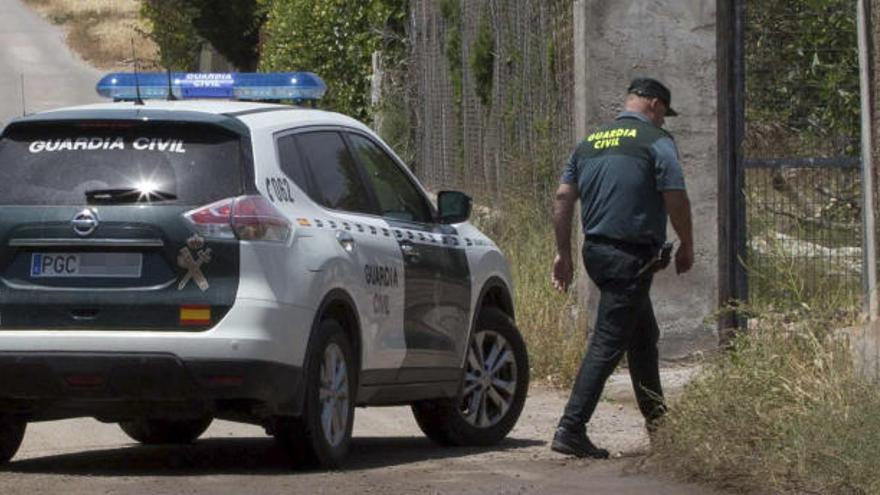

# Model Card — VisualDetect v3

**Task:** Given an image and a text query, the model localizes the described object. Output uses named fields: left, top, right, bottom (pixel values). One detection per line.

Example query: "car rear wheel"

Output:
left=412, top=307, right=529, bottom=446
left=0, top=415, right=26, bottom=464
left=277, top=318, right=355, bottom=469
left=119, top=417, right=212, bottom=445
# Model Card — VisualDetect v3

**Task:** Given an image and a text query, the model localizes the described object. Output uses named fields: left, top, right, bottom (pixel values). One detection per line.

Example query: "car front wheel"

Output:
left=412, top=307, right=529, bottom=446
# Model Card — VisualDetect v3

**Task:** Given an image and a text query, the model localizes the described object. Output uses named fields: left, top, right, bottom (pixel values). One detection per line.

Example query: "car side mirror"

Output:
left=437, top=190, right=472, bottom=224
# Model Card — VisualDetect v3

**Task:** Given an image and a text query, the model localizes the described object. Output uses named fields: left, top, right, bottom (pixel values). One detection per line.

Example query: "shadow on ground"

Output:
left=4, top=436, right=544, bottom=476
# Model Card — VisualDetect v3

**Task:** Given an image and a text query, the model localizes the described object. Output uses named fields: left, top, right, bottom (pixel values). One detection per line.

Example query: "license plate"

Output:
left=30, top=253, right=143, bottom=278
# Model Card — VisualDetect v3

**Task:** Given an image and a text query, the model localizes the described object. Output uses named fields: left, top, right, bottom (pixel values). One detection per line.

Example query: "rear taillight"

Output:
left=231, top=196, right=292, bottom=242
left=184, top=195, right=291, bottom=243
left=184, top=198, right=235, bottom=239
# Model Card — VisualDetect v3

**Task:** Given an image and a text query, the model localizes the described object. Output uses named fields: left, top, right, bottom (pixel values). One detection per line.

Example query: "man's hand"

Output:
left=552, top=254, right=574, bottom=292
left=552, top=183, right=578, bottom=293
left=662, top=190, right=694, bottom=276
left=675, top=243, right=694, bottom=274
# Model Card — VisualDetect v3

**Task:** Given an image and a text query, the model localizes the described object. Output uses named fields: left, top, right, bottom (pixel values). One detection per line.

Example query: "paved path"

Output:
left=0, top=0, right=101, bottom=126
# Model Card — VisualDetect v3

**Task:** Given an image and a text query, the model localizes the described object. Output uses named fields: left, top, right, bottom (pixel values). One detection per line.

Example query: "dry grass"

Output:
left=473, top=192, right=586, bottom=388
left=646, top=186, right=880, bottom=492
left=649, top=221, right=875, bottom=493
left=650, top=313, right=880, bottom=494
left=23, top=0, right=158, bottom=70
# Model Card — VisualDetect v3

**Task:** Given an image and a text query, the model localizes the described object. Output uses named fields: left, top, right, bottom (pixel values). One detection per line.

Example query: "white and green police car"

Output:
left=0, top=72, right=528, bottom=468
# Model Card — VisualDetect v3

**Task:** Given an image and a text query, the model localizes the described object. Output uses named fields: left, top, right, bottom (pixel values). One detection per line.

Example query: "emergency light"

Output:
left=95, top=72, right=327, bottom=102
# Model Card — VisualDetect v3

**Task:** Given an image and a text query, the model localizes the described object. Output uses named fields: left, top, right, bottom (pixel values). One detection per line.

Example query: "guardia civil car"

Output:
left=0, top=72, right=528, bottom=468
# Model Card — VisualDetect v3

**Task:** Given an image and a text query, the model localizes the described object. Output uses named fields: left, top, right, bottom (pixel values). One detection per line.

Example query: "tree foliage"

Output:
left=141, top=0, right=265, bottom=71
left=746, top=0, right=860, bottom=155
left=140, top=0, right=201, bottom=70
left=258, top=0, right=408, bottom=121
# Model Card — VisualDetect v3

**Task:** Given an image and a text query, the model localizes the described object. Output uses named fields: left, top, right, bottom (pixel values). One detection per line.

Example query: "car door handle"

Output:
left=336, top=230, right=356, bottom=252
left=400, top=241, right=420, bottom=262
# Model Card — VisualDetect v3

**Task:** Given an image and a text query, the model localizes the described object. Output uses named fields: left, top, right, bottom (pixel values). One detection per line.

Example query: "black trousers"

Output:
left=558, top=239, right=666, bottom=433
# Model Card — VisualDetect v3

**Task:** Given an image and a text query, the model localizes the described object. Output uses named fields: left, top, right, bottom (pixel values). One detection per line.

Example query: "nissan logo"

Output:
left=71, top=209, right=99, bottom=237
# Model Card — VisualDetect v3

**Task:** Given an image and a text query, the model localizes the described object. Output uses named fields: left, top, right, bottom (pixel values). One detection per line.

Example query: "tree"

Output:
left=141, top=0, right=265, bottom=71
left=258, top=0, right=408, bottom=121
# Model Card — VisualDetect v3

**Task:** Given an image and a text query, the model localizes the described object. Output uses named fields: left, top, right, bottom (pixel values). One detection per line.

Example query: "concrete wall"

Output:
left=573, top=0, right=718, bottom=358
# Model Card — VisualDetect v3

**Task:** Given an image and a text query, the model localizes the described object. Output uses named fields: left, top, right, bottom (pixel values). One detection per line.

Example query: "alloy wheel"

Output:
left=460, top=330, right=518, bottom=428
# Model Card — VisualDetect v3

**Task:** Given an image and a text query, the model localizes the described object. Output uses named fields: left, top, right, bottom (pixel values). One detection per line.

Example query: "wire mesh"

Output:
left=742, top=0, right=863, bottom=310
left=406, top=0, right=574, bottom=202
left=744, top=162, right=863, bottom=310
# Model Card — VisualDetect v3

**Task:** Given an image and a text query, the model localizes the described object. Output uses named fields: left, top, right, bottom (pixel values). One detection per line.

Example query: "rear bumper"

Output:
left=0, top=352, right=302, bottom=420
left=0, top=298, right=315, bottom=368
left=0, top=298, right=315, bottom=421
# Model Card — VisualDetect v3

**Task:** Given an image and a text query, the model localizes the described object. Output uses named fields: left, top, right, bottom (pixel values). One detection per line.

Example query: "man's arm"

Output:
left=662, top=190, right=694, bottom=274
left=552, top=183, right=578, bottom=291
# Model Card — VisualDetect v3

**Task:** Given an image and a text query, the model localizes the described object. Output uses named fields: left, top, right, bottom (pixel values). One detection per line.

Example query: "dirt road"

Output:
left=0, top=378, right=722, bottom=495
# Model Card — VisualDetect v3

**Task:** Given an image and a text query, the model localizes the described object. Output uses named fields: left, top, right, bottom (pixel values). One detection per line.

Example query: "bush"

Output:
left=650, top=311, right=880, bottom=493
left=746, top=0, right=860, bottom=155
left=141, top=0, right=264, bottom=71
left=140, top=1, right=203, bottom=70
left=258, top=0, right=407, bottom=121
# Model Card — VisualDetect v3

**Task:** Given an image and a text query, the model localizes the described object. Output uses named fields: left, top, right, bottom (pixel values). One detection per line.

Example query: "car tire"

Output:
left=412, top=307, right=529, bottom=447
left=279, top=318, right=356, bottom=469
left=0, top=415, right=26, bottom=464
left=119, top=417, right=212, bottom=445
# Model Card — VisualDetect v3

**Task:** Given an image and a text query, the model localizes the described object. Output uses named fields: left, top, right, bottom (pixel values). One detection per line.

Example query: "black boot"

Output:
left=551, top=427, right=610, bottom=459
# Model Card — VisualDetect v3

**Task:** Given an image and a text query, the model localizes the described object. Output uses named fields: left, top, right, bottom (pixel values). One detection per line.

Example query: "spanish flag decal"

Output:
left=180, top=305, right=211, bottom=326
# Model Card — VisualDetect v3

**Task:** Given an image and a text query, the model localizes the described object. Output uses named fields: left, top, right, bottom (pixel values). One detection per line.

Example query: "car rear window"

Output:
left=0, top=121, right=244, bottom=205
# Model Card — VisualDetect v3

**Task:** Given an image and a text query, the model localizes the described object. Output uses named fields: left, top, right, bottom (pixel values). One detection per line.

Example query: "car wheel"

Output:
left=280, top=318, right=356, bottom=469
left=119, top=417, right=212, bottom=445
left=412, top=307, right=529, bottom=446
left=0, top=415, right=26, bottom=464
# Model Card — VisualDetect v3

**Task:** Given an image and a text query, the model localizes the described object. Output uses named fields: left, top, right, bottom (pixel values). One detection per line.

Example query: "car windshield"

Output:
left=0, top=121, right=243, bottom=205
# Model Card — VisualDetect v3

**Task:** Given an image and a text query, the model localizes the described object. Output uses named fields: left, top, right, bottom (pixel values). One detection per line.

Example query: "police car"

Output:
left=0, top=72, right=528, bottom=468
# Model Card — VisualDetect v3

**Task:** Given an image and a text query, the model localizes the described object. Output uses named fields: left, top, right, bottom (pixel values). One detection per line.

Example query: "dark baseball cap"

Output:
left=628, top=77, right=678, bottom=116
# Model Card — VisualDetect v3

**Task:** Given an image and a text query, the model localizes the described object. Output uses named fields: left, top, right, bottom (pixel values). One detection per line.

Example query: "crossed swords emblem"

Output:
left=178, top=235, right=212, bottom=291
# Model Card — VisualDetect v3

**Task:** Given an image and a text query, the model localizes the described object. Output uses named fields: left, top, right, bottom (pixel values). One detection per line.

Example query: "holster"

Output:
left=636, top=242, right=674, bottom=278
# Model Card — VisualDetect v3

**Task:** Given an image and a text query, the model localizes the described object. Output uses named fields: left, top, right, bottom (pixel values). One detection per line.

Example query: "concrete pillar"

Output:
left=572, top=1, right=599, bottom=333
left=572, top=0, right=719, bottom=358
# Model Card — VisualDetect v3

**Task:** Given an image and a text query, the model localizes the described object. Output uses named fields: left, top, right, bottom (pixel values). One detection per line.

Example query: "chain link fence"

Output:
left=407, top=0, right=574, bottom=201
left=742, top=0, right=864, bottom=312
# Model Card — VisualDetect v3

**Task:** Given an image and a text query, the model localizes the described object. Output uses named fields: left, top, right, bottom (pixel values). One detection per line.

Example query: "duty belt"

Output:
left=584, top=235, right=655, bottom=258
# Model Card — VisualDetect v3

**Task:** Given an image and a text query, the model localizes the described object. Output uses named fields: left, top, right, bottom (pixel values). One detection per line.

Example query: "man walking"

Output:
left=550, top=77, right=694, bottom=458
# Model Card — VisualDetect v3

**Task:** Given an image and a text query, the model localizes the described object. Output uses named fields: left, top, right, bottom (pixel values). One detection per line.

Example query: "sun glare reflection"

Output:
left=134, top=179, right=161, bottom=200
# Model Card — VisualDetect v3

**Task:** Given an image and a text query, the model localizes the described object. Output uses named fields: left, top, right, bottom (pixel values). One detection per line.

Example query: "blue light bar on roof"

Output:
left=96, top=72, right=327, bottom=101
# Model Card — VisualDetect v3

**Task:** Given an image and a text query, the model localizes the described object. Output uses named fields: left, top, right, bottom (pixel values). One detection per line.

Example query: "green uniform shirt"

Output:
left=560, top=111, right=686, bottom=248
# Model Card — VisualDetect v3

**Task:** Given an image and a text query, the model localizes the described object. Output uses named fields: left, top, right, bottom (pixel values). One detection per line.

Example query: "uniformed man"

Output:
left=550, top=77, right=694, bottom=458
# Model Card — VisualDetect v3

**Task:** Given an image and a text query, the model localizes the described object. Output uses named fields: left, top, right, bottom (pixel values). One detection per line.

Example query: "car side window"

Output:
left=347, top=133, right=432, bottom=223
left=276, top=134, right=311, bottom=195
left=295, top=131, right=374, bottom=214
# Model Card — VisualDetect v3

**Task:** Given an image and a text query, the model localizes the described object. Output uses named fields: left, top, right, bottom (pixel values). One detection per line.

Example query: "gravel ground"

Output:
left=0, top=367, right=724, bottom=495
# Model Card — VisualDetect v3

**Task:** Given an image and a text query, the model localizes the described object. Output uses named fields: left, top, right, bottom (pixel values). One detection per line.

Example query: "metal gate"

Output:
left=720, top=0, right=864, bottom=323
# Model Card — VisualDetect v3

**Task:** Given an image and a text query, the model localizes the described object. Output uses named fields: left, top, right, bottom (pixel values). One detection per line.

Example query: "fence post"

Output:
left=717, top=0, right=747, bottom=341
left=858, top=0, right=878, bottom=320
